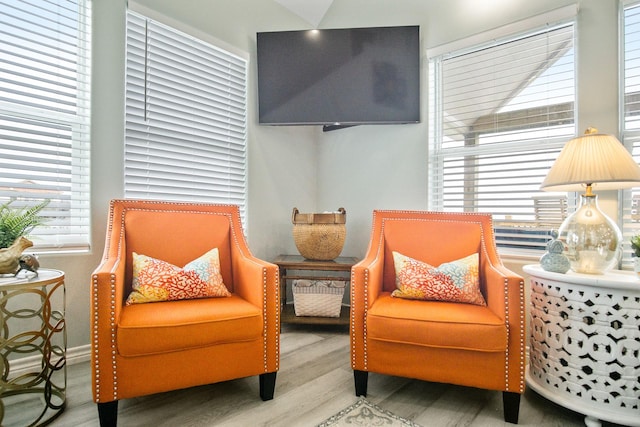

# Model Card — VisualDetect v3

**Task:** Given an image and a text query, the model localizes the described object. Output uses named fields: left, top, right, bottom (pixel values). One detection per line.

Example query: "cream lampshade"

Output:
left=541, top=127, right=640, bottom=274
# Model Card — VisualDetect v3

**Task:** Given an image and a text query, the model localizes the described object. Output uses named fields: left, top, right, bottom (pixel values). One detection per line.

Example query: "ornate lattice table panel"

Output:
left=0, top=269, right=66, bottom=426
left=523, top=265, right=640, bottom=427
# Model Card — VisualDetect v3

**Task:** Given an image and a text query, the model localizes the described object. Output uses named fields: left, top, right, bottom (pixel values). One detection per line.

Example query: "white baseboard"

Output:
left=9, top=344, right=91, bottom=375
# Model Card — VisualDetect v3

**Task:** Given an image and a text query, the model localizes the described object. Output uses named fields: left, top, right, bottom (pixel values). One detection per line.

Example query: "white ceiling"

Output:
left=273, top=0, right=334, bottom=28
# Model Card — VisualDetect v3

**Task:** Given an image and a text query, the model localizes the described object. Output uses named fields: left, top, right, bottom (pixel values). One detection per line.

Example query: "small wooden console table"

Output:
left=523, top=264, right=640, bottom=427
left=273, top=255, right=357, bottom=326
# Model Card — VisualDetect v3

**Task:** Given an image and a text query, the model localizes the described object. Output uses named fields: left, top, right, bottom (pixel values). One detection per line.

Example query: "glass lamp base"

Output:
left=558, top=194, right=621, bottom=274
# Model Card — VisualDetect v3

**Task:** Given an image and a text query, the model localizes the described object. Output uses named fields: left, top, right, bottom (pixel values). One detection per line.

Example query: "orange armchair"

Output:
left=91, top=200, right=279, bottom=426
left=351, top=210, right=525, bottom=424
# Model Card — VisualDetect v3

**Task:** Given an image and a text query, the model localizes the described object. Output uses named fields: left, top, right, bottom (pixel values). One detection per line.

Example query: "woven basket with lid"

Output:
left=292, top=207, right=346, bottom=260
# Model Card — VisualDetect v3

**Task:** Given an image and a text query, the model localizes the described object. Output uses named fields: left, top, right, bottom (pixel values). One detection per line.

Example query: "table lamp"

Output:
left=541, top=127, right=640, bottom=274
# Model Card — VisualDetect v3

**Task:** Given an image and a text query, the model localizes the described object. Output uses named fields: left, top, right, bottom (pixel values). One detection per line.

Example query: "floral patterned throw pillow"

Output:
left=125, top=248, right=231, bottom=305
left=391, top=251, right=486, bottom=306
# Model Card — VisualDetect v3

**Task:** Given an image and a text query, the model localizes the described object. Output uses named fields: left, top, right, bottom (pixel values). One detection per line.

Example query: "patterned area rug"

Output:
left=317, top=398, right=423, bottom=427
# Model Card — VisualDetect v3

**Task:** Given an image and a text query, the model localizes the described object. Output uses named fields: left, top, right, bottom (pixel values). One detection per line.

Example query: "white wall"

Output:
left=44, top=0, right=619, bottom=354
left=316, top=0, right=620, bottom=273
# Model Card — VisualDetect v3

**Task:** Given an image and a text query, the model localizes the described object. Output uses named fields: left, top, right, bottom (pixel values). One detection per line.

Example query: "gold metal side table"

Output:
left=0, top=269, right=66, bottom=426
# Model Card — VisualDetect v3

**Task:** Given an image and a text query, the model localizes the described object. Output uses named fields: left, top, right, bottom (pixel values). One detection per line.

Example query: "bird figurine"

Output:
left=17, top=253, right=40, bottom=276
left=0, top=236, right=34, bottom=275
left=540, top=232, right=570, bottom=274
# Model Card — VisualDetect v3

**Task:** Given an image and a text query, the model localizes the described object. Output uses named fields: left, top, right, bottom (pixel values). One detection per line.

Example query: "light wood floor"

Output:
left=28, top=325, right=623, bottom=426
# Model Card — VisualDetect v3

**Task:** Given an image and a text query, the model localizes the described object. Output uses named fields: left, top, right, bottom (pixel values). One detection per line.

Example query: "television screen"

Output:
left=257, top=25, right=420, bottom=127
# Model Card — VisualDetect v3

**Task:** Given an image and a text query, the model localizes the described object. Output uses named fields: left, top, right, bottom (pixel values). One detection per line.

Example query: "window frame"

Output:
left=620, top=0, right=640, bottom=269
left=428, top=19, right=577, bottom=256
left=0, top=0, right=92, bottom=252
left=123, top=10, right=248, bottom=223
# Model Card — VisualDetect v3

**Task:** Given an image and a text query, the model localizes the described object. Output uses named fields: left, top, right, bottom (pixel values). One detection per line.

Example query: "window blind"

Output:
left=0, top=0, right=91, bottom=251
left=621, top=1, right=640, bottom=269
left=124, top=11, right=247, bottom=220
left=429, top=21, right=575, bottom=253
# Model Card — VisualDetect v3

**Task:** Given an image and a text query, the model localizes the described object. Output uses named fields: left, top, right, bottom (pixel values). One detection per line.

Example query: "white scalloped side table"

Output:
left=523, top=265, right=640, bottom=427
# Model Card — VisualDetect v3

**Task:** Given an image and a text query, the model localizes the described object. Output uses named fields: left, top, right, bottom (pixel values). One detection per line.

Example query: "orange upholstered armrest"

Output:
left=91, top=203, right=128, bottom=331
left=92, top=254, right=127, bottom=315
left=351, top=253, right=384, bottom=312
left=90, top=223, right=128, bottom=402
left=231, top=251, right=279, bottom=308
left=483, top=261, right=526, bottom=393
left=227, top=225, right=280, bottom=373
left=350, top=249, right=384, bottom=372
left=482, top=261, right=524, bottom=320
left=226, top=212, right=279, bottom=310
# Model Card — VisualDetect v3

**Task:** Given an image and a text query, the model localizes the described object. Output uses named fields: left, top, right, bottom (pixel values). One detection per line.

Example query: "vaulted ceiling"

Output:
left=273, top=0, right=334, bottom=28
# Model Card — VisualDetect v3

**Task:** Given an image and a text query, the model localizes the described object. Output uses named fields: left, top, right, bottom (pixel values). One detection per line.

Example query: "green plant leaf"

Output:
left=631, top=234, right=640, bottom=257
left=0, top=199, right=50, bottom=248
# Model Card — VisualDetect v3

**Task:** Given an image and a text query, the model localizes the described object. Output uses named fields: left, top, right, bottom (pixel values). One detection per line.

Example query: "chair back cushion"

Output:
left=379, top=213, right=490, bottom=293
left=122, top=208, right=234, bottom=296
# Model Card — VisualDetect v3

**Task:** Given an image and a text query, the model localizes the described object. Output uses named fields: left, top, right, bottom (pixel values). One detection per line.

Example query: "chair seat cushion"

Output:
left=117, top=295, right=262, bottom=357
left=367, top=293, right=507, bottom=352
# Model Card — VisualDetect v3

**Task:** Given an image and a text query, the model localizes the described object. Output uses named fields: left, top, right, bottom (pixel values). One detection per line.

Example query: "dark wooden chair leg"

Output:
left=503, top=391, right=521, bottom=424
left=98, top=401, right=118, bottom=427
left=260, top=372, right=277, bottom=401
left=354, top=370, right=368, bottom=396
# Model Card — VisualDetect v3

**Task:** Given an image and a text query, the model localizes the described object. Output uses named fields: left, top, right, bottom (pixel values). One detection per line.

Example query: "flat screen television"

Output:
left=256, top=25, right=420, bottom=128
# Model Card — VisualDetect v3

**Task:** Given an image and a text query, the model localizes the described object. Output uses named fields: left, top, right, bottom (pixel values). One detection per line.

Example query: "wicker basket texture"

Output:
left=292, top=208, right=346, bottom=260
left=293, top=280, right=345, bottom=317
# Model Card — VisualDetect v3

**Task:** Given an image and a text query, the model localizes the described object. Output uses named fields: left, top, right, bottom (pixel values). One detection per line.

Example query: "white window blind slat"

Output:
left=429, top=21, right=575, bottom=253
left=126, top=113, right=246, bottom=138
left=125, top=136, right=244, bottom=157
left=0, top=0, right=91, bottom=252
left=147, top=47, right=246, bottom=84
left=125, top=156, right=246, bottom=177
left=124, top=11, right=247, bottom=219
left=125, top=176, right=245, bottom=192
